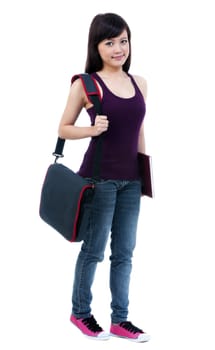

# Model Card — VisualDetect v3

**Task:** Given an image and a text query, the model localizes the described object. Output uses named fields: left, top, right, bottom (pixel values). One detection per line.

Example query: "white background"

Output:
left=1, top=0, right=215, bottom=349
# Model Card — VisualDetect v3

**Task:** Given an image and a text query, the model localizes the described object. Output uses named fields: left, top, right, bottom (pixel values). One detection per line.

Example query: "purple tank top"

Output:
left=78, top=72, right=146, bottom=180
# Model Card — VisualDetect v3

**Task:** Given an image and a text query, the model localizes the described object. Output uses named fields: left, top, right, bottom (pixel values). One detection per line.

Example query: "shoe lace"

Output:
left=120, top=321, right=143, bottom=334
left=82, top=315, right=103, bottom=332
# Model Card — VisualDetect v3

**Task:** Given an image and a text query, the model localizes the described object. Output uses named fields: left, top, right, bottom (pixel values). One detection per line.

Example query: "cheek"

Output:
left=97, top=43, right=105, bottom=56
left=125, top=47, right=130, bottom=59
left=98, top=48, right=110, bottom=61
left=98, top=46, right=105, bottom=60
left=125, top=45, right=130, bottom=53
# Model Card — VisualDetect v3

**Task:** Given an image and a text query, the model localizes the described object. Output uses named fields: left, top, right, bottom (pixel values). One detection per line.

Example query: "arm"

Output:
left=58, top=78, right=108, bottom=140
left=133, top=75, right=148, bottom=154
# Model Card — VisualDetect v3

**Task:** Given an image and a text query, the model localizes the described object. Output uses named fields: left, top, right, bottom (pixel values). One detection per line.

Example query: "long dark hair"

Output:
left=85, top=13, right=131, bottom=73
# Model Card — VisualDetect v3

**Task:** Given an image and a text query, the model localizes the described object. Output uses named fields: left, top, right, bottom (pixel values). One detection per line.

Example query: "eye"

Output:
left=121, top=39, right=128, bottom=45
left=105, top=41, right=113, bottom=47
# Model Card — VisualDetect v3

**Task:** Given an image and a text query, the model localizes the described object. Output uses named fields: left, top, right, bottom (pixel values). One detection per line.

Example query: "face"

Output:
left=97, top=29, right=129, bottom=69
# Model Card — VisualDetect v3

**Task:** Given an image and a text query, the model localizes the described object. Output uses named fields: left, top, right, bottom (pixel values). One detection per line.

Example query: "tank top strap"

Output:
left=91, top=72, right=106, bottom=89
left=127, top=73, right=142, bottom=95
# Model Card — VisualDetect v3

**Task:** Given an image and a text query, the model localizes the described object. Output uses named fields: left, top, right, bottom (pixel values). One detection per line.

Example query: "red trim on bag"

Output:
left=70, top=184, right=94, bottom=242
left=71, top=74, right=102, bottom=104
left=90, top=76, right=102, bottom=101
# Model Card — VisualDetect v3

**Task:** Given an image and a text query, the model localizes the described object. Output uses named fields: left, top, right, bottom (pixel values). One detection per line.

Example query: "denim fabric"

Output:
left=72, top=179, right=141, bottom=323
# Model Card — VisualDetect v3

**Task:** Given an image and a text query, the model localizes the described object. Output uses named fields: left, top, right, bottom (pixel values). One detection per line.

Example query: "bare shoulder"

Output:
left=69, top=76, right=89, bottom=107
left=71, top=76, right=85, bottom=95
left=132, top=74, right=148, bottom=100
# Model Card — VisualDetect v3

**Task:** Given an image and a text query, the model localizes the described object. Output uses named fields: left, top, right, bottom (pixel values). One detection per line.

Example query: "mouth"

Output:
left=112, top=55, right=125, bottom=61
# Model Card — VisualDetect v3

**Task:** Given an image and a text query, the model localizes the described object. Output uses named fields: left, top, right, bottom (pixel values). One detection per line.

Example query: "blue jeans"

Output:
left=72, top=179, right=141, bottom=323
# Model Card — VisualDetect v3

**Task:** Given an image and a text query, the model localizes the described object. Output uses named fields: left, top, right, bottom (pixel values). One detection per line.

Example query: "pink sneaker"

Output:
left=70, top=314, right=110, bottom=340
left=110, top=321, right=150, bottom=342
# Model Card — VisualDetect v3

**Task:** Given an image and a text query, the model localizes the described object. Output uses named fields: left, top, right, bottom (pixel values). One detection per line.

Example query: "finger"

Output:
left=96, top=115, right=107, bottom=121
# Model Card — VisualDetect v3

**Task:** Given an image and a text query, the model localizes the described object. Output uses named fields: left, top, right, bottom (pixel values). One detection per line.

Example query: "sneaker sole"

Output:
left=110, top=332, right=151, bottom=343
left=71, top=318, right=110, bottom=340
left=85, top=334, right=110, bottom=341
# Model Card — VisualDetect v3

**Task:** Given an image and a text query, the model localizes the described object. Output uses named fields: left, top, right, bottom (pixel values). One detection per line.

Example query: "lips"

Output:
left=112, top=55, right=124, bottom=60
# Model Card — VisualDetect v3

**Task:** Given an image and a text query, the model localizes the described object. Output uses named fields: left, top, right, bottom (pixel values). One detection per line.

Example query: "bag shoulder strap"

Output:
left=71, top=73, right=102, bottom=115
left=52, top=74, right=103, bottom=179
left=53, top=73, right=101, bottom=160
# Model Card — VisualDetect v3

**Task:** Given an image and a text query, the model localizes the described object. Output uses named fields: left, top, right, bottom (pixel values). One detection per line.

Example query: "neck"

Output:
left=97, top=68, right=127, bottom=79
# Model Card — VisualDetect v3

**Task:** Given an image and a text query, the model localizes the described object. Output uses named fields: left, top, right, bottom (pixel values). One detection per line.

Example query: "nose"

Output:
left=114, top=43, right=123, bottom=53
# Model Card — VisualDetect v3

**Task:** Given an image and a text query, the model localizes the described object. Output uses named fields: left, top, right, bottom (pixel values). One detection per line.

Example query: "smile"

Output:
left=112, top=55, right=124, bottom=60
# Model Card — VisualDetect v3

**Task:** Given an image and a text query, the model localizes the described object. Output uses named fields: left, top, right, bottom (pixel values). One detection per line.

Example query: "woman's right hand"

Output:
left=93, top=115, right=109, bottom=136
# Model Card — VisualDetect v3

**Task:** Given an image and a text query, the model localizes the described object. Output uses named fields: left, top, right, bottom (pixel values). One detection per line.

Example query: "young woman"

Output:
left=58, top=13, right=150, bottom=342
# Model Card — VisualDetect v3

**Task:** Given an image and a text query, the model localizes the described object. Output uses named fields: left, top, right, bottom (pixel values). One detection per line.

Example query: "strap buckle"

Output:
left=52, top=152, right=64, bottom=163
